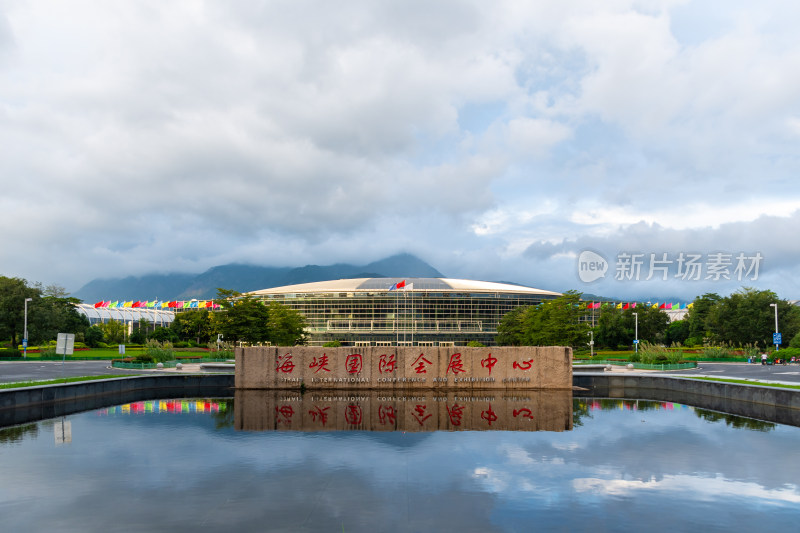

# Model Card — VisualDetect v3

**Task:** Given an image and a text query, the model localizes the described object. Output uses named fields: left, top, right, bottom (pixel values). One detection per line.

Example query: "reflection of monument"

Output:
left=235, top=390, right=573, bottom=432
left=236, top=346, right=572, bottom=390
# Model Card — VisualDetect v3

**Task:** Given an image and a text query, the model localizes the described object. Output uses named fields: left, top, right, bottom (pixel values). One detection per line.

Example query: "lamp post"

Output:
left=587, top=330, right=594, bottom=358
left=632, top=312, right=639, bottom=353
left=23, top=297, right=32, bottom=359
left=770, top=303, right=779, bottom=352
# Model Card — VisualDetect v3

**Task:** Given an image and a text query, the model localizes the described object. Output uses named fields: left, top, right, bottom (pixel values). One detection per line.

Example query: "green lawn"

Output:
left=0, top=375, right=131, bottom=389
left=682, top=376, right=800, bottom=390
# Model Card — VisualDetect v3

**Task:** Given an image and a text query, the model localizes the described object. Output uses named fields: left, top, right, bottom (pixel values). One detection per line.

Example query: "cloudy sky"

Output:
left=2, top=0, right=799, bottom=300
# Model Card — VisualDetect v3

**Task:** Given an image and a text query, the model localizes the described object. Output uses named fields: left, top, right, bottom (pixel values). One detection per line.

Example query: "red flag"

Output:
left=623, top=303, right=629, bottom=310
left=94, top=301, right=103, bottom=308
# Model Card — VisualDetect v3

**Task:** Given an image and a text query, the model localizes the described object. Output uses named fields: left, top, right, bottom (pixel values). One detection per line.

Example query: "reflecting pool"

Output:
left=1, top=393, right=800, bottom=532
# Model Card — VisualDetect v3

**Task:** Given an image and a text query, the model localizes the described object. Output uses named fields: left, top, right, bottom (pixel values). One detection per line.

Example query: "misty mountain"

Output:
left=73, top=253, right=445, bottom=303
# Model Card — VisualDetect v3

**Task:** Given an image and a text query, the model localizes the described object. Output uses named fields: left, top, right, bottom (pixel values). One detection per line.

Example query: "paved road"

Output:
left=0, top=360, right=152, bottom=384
left=3, top=360, right=800, bottom=386
left=659, top=361, right=800, bottom=384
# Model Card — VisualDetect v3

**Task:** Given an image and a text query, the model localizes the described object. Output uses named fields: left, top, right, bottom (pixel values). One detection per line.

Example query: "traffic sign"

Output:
left=633, top=339, right=639, bottom=344
left=774, top=332, right=782, bottom=345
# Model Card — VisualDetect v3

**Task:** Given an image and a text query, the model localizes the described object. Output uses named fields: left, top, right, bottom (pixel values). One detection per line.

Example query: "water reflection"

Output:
left=2, top=396, right=798, bottom=531
left=235, top=390, right=573, bottom=432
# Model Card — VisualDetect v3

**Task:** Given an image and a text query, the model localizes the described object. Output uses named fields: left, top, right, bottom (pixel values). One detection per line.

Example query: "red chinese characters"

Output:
left=446, top=403, right=464, bottom=426
left=308, top=405, right=330, bottom=426
left=513, top=408, right=534, bottom=420
left=276, top=353, right=295, bottom=373
left=512, top=359, right=534, bottom=371
left=412, top=404, right=432, bottom=426
left=480, top=353, right=498, bottom=375
left=346, top=353, right=363, bottom=374
left=446, top=352, right=466, bottom=375
left=378, top=353, right=397, bottom=374
left=345, top=404, right=362, bottom=425
left=378, top=405, right=396, bottom=425
left=481, top=404, right=498, bottom=426
left=412, top=353, right=432, bottom=374
left=275, top=405, right=294, bottom=425
left=309, top=354, right=330, bottom=373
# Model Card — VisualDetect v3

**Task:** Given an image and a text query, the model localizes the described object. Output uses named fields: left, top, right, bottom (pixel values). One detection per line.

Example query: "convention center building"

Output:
left=247, top=278, right=561, bottom=347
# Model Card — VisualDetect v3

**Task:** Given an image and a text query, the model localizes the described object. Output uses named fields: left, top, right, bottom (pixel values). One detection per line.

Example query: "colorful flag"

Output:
left=622, top=303, right=630, bottom=310
left=205, top=301, right=213, bottom=308
left=631, top=302, right=637, bottom=309
left=94, top=301, right=103, bottom=308
left=389, top=280, right=406, bottom=291
left=652, top=303, right=658, bottom=309
left=109, top=301, right=119, bottom=308
left=616, top=302, right=623, bottom=309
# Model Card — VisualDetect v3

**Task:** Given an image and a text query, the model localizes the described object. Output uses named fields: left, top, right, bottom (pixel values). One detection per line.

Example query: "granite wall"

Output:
left=235, top=346, right=572, bottom=390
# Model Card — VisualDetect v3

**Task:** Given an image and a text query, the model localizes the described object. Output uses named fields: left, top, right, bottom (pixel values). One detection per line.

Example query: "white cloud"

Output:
left=0, top=0, right=799, bottom=297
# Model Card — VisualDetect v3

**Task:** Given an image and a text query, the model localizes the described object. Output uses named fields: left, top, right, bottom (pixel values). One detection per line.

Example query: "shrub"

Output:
left=133, top=354, right=155, bottom=363
left=638, top=342, right=683, bottom=364
left=322, top=340, right=342, bottom=347
left=144, top=339, right=174, bottom=363
left=0, top=348, right=21, bottom=358
left=466, top=341, right=486, bottom=347
left=702, top=346, right=736, bottom=359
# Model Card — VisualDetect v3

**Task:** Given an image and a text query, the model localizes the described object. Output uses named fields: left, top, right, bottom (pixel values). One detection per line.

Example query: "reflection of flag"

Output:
left=389, top=280, right=406, bottom=291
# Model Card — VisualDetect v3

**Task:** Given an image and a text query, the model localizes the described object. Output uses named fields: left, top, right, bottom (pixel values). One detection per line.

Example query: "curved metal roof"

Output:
left=248, top=278, right=561, bottom=297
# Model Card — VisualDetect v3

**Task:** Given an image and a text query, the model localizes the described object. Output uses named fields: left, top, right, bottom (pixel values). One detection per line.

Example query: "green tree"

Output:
left=99, top=320, right=126, bottom=345
left=664, top=319, right=690, bottom=346
left=594, top=305, right=669, bottom=348
left=707, top=288, right=800, bottom=348
left=171, top=309, right=214, bottom=344
left=686, top=293, right=722, bottom=345
left=497, top=291, right=589, bottom=348
left=496, top=306, right=527, bottom=346
left=213, top=289, right=271, bottom=344
left=84, top=326, right=105, bottom=347
left=267, top=301, right=307, bottom=346
left=213, top=289, right=307, bottom=345
left=0, top=276, right=40, bottom=347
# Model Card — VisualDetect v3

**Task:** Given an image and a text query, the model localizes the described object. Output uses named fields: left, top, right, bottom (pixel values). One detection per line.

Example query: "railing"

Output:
left=574, top=360, right=698, bottom=371
left=111, top=358, right=232, bottom=370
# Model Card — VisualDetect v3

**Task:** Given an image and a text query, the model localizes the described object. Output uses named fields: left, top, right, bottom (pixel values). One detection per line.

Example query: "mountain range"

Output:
left=73, top=253, right=445, bottom=303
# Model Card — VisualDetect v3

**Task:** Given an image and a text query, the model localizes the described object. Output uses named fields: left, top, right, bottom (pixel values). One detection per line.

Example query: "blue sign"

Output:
left=774, top=332, right=782, bottom=344
left=633, top=339, right=639, bottom=344
left=22, top=339, right=27, bottom=348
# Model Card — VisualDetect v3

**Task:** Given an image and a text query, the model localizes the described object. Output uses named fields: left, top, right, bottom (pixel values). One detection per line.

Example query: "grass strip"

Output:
left=0, top=375, right=131, bottom=390
left=682, top=376, right=800, bottom=390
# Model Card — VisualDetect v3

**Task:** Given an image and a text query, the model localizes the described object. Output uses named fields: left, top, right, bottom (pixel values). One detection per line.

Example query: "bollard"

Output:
left=176, top=362, right=183, bottom=371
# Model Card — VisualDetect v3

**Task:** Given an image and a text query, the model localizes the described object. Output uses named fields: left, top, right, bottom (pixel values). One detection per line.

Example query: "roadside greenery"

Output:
left=0, top=375, right=130, bottom=390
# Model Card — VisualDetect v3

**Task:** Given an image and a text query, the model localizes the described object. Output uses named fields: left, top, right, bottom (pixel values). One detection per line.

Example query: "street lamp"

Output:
left=632, top=312, right=639, bottom=353
left=23, top=297, right=32, bottom=360
left=769, top=303, right=779, bottom=352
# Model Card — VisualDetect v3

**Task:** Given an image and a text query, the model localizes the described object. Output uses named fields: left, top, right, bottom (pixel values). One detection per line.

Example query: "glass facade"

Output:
left=250, top=278, right=560, bottom=346
left=74, top=304, right=175, bottom=327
